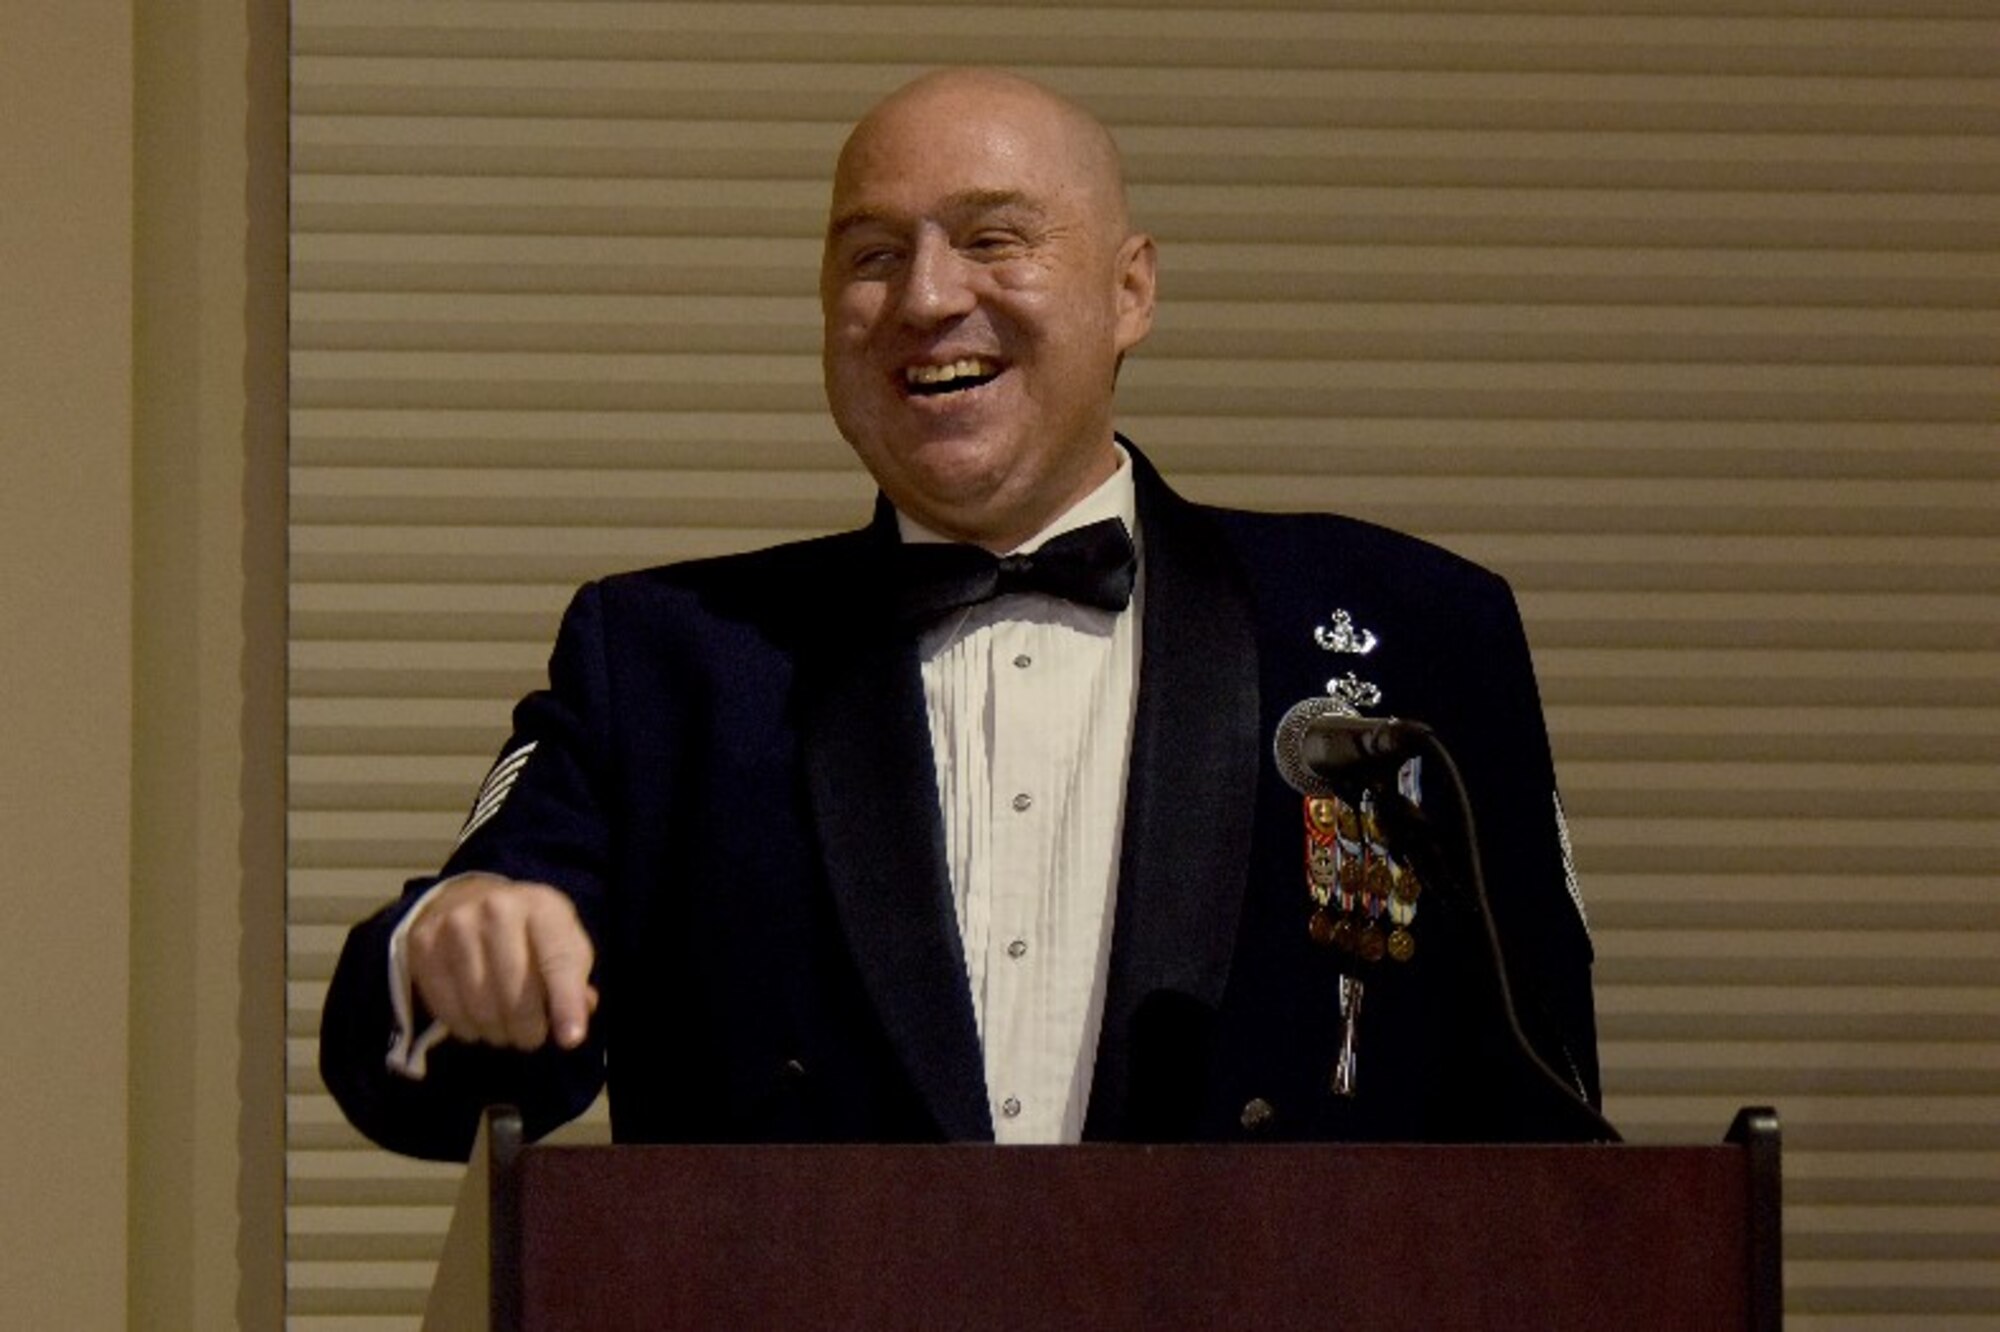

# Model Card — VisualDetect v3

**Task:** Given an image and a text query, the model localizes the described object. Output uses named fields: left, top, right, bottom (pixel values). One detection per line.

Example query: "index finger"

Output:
left=525, top=897, right=595, bottom=1049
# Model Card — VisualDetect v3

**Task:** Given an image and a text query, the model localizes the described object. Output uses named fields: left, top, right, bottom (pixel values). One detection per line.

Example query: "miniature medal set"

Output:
left=1301, top=779, right=1423, bottom=966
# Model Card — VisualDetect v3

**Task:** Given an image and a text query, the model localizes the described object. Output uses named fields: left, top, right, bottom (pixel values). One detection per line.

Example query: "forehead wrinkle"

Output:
left=939, top=188, right=1040, bottom=222
left=826, top=189, right=1045, bottom=251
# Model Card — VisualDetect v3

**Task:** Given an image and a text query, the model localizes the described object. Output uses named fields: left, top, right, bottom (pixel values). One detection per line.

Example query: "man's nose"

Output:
left=893, top=232, right=977, bottom=326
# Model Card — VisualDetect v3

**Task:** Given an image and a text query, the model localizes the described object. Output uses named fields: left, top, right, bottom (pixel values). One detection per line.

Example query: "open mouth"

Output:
left=904, top=357, right=1003, bottom=398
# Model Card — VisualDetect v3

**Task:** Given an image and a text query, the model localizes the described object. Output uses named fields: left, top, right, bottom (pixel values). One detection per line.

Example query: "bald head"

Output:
left=818, top=68, right=1157, bottom=550
left=831, top=69, right=1133, bottom=238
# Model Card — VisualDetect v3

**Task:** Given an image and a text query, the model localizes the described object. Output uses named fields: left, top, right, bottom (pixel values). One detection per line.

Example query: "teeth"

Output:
left=905, top=357, right=995, bottom=387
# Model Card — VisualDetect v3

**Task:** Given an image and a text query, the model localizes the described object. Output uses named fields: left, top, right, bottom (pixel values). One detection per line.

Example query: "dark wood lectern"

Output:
left=426, top=1107, right=1781, bottom=1331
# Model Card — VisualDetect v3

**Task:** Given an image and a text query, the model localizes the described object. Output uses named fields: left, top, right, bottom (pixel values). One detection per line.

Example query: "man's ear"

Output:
left=1113, top=232, right=1158, bottom=354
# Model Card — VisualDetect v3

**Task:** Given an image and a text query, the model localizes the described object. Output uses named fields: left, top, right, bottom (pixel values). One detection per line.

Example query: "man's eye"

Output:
left=849, top=247, right=901, bottom=275
left=966, top=232, right=1023, bottom=254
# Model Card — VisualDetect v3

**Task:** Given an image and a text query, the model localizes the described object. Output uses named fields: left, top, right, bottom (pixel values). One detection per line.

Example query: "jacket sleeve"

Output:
left=318, top=582, right=618, bottom=1161
left=1449, top=574, right=1603, bottom=1112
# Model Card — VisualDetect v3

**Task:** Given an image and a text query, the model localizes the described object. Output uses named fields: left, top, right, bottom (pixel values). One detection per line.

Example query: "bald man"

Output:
left=321, top=70, right=1606, bottom=1160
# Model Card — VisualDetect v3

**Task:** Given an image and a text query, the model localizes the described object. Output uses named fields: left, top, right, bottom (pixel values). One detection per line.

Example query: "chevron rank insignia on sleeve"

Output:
left=456, top=741, right=538, bottom=845
left=1553, top=789, right=1590, bottom=940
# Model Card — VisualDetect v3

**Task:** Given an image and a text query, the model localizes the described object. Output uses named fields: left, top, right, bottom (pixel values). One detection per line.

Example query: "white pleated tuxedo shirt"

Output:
left=898, top=450, right=1142, bottom=1144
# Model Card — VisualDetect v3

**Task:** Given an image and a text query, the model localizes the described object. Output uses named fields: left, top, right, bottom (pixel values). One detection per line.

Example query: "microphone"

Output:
left=1270, top=694, right=1624, bottom=1142
left=1272, top=696, right=1431, bottom=800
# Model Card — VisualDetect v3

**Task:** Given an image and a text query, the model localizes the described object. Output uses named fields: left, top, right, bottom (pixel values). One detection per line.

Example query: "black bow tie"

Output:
left=893, top=517, right=1138, bottom=624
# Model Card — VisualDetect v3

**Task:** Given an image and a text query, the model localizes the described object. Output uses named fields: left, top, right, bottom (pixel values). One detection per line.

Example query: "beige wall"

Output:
left=1, top=4, right=136, bottom=1326
left=1, top=1, right=284, bottom=1327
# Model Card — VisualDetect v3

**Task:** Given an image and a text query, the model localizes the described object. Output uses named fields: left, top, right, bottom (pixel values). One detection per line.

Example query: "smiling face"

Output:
left=820, top=71, right=1157, bottom=551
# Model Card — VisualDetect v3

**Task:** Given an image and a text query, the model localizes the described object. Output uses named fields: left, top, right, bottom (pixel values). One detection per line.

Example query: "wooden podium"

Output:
left=426, top=1107, right=1781, bottom=1331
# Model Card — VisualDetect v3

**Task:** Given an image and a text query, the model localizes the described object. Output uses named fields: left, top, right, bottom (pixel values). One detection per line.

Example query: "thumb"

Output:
left=526, top=897, right=596, bottom=1049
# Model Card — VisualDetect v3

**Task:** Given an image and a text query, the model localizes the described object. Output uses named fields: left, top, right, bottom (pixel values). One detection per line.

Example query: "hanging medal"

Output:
left=1331, top=973, right=1364, bottom=1098
left=1304, top=797, right=1341, bottom=946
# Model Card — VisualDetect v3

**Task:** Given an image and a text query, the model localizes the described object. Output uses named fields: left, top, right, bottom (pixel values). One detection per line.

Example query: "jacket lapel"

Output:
left=796, top=530, right=993, bottom=1141
left=1085, top=449, right=1261, bottom=1138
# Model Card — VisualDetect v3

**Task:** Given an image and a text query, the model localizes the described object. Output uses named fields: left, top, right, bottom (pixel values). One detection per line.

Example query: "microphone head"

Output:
left=1273, top=697, right=1424, bottom=798
left=1272, top=695, right=1356, bottom=797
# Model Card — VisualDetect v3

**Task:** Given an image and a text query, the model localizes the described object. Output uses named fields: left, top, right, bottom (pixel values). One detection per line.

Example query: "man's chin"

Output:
left=878, top=463, right=1030, bottom=545
left=880, top=431, right=1015, bottom=494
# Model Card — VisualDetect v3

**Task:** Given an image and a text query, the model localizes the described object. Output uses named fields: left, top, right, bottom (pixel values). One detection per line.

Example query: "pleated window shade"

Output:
left=286, top=3, right=2000, bottom=1326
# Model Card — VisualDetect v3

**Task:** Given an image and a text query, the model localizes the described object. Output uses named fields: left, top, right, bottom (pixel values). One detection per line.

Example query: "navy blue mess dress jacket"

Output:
left=320, top=444, right=1606, bottom=1161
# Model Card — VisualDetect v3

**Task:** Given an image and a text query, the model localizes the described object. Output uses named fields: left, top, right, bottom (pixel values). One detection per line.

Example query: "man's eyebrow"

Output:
left=827, top=190, right=1040, bottom=244
left=826, top=208, right=892, bottom=245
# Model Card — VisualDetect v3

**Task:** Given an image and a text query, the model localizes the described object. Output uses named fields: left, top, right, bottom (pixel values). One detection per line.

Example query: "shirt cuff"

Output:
left=383, top=875, right=468, bottom=1081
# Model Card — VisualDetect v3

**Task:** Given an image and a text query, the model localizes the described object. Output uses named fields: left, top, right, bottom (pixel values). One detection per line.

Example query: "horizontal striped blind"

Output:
left=288, top=2, right=2000, bottom=1326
